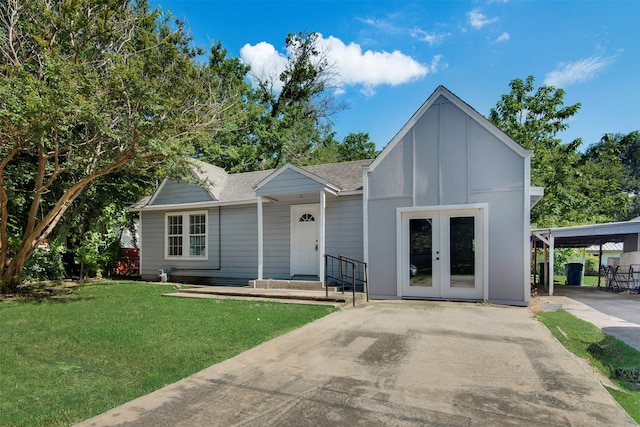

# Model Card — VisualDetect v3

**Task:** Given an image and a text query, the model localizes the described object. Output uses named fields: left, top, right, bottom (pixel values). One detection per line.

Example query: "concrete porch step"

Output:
left=162, top=285, right=367, bottom=307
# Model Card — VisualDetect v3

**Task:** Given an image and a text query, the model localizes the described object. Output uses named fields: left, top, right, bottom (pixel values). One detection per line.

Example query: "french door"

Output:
left=399, top=207, right=485, bottom=299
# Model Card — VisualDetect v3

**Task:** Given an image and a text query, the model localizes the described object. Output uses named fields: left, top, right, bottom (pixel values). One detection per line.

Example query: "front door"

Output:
left=290, top=204, right=320, bottom=276
left=401, top=207, right=484, bottom=299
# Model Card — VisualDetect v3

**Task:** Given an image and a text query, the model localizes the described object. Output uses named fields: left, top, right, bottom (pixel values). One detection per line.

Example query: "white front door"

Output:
left=291, top=204, right=320, bottom=276
left=400, top=207, right=485, bottom=299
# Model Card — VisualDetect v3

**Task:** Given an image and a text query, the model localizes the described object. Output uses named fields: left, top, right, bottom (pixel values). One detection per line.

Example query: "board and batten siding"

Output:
left=367, top=197, right=412, bottom=297
left=366, top=93, right=529, bottom=303
left=151, top=179, right=214, bottom=205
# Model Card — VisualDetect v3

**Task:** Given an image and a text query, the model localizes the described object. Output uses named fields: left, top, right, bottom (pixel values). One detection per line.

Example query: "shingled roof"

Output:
left=133, top=159, right=373, bottom=209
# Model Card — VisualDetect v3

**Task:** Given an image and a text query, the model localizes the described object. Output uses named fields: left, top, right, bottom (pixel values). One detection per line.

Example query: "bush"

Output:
left=22, top=239, right=66, bottom=283
left=584, top=257, right=599, bottom=276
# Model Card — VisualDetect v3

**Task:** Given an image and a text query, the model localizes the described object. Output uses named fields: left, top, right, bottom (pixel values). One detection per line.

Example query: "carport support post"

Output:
left=597, top=244, right=603, bottom=288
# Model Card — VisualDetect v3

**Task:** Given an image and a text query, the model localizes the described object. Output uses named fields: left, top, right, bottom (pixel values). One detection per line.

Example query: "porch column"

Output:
left=257, top=195, right=264, bottom=280
left=319, top=190, right=326, bottom=283
left=549, top=234, right=555, bottom=296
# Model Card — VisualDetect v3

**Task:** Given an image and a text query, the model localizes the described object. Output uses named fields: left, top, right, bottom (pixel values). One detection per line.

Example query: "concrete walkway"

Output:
left=77, top=300, right=635, bottom=426
left=540, top=286, right=640, bottom=352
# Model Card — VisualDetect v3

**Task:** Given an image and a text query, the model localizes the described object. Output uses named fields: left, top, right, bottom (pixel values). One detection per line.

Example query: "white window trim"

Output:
left=164, top=211, right=209, bottom=260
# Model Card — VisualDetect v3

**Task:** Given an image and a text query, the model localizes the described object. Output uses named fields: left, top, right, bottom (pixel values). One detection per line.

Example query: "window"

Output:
left=299, top=213, right=315, bottom=222
left=165, top=212, right=207, bottom=259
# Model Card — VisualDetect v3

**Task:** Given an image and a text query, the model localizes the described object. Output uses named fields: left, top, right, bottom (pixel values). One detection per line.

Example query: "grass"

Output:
left=0, top=281, right=337, bottom=426
left=552, top=274, right=602, bottom=287
left=536, top=309, right=640, bottom=423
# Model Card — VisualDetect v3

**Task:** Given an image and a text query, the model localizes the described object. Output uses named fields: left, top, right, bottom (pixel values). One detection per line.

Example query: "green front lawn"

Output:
left=0, top=281, right=337, bottom=426
left=536, top=310, right=640, bottom=423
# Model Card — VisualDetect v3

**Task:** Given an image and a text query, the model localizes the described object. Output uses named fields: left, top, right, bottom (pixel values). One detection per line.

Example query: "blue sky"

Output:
left=151, top=0, right=639, bottom=151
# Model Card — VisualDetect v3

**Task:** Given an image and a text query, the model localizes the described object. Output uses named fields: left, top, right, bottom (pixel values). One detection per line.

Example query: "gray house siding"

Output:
left=367, top=133, right=413, bottom=199
left=262, top=202, right=290, bottom=278
left=151, top=180, right=213, bottom=205
left=366, top=89, right=530, bottom=304
left=470, top=190, right=525, bottom=302
left=325, top=195, right=364, bottom=261
left=367, top=197, right=412, bottom=298
left=468, top=121, right=524, bottom=190
left=140, top=195, right=364, bottom=283
left=140, top=206, right=256, bottom=282
left=256, top=169, right=326, bottom=196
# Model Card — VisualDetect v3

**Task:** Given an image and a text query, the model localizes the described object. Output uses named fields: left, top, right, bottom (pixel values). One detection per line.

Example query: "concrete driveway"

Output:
left=77, top=301, right=635, bottom=426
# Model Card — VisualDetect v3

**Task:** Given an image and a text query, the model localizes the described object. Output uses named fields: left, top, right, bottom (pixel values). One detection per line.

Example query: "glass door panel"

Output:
left=409, top=218, right=433, bottom=287
left=449, top=216, right=475, bottom=288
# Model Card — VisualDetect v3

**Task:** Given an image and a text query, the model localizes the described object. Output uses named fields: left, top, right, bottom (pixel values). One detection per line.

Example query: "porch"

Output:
left=163, top=285, right=367, bottom=308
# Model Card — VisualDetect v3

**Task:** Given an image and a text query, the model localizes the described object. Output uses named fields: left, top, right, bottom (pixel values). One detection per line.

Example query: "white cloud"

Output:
left=428, top=54, right=448, bottom=73
left=544, top=55, right=614, bottom=87
left=496, top=32, right=510, bottom=42
left=410, top=28, right=450, bottom=46
left=240, top=42, right=289, bottom=90
left=467, top=9, right=498, bottom=29
left=240, top=34, right=430, bottom=96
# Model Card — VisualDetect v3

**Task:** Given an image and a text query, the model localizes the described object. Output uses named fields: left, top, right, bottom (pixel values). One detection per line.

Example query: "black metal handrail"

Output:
left=324, top=254, right=369, bottom=306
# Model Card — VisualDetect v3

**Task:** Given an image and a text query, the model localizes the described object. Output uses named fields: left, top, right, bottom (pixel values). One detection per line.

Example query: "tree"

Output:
left=584, top=131, right=639, bottom=220
left=0, top=0, right=234, bottom=292
left=308, top=132, right=379, bottom=165
left=251, top=31, right=347, bottom=168
left=489, top=76, right=599, bottom=226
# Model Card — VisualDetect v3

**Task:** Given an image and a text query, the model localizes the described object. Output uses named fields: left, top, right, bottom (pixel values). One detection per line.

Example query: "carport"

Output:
left=531, top=219, right=640, bottom=295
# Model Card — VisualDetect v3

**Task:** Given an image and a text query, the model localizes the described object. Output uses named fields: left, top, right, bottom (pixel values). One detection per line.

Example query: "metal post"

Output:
left=597, top=243, right=603, bottom=288
left=352, top=262, right=356, bottom=307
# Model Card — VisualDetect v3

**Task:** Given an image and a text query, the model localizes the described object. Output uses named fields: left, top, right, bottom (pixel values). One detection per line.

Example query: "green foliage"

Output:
left=584, top=256, right=599, bottom=276
left=199, top=32, right=351, bottom=172
left=537, top=310, right=640, bottom=422
left=0, top=0, right=236, bottom=292
left=0, top=282, right=336, bottom=426
left=490, top=76, right=632, bottom=227
left=22, top=239, right=67, bottom=283
left=584, top=131, right=640, bottom=220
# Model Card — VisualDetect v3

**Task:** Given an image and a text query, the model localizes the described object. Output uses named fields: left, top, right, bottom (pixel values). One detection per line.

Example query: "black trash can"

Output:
left=538, top=263, right=548, bottom=287
left=565, top=263, right=583, bottom=286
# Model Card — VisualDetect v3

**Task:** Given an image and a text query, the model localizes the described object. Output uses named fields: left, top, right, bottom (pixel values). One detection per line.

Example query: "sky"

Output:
left=150, top=0, right=640, bottom=151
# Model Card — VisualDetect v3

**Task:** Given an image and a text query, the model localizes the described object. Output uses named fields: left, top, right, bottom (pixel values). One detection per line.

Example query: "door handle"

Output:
left=315, top=240, right=318, bottom=251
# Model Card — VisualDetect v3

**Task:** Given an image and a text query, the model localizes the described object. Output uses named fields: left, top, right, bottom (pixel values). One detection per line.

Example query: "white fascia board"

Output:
left=254, top=163, right=340, bottom=192
left=130, top=198, right=262, bottom=212
left=147, top=178, right=168, bottom=205
left=336, top=190, right=363, bottom=197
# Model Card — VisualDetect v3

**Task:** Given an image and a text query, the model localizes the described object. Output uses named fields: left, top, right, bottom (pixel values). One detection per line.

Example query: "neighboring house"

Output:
left=132, top=86, right=537, bottom=305
left=585, top=242, right=623, bottom=269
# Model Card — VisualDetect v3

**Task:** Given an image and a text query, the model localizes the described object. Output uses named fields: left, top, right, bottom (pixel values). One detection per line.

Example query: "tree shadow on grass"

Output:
left=1, top=283, right=92, bottom=304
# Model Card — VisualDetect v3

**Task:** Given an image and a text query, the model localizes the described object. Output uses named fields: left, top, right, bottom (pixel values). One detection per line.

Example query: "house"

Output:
left=132, top=86, right=537, bottom=305
left=585, top=242, right=623, bottom=270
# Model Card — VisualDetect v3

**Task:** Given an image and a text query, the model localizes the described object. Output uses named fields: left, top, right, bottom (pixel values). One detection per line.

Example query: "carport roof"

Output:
left=531, top=218, right=640, bottom=248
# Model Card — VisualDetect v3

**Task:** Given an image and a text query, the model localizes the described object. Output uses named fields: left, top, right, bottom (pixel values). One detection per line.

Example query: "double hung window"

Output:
left=165, top=212, right=207, bottom=259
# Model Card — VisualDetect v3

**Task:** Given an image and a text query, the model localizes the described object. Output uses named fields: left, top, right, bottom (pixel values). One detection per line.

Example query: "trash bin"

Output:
left=565, top=263, right=583, bottom=286
left=537, top=263, right=548, bottom=287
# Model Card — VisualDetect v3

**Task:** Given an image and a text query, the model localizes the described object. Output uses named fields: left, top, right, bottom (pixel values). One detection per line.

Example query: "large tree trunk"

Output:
left=0, top=151, right=135, bottom=294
